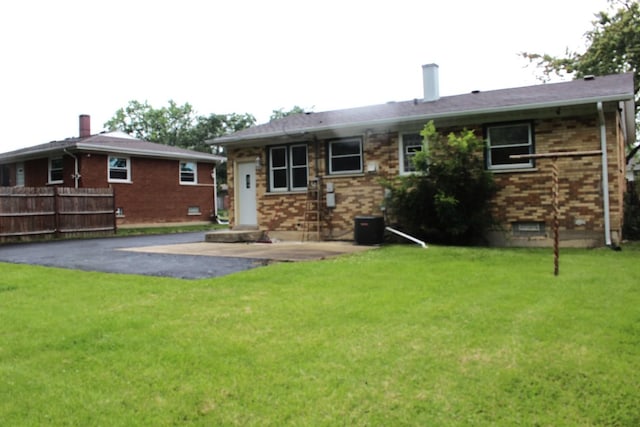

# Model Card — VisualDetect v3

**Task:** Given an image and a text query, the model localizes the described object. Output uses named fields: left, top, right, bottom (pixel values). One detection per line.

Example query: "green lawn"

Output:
left=1, top=244, right=639, bottom=426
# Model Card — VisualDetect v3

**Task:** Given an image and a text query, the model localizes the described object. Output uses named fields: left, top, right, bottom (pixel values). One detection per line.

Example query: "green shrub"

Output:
left=623, top=180, right=640, bottom=240
left=382, top=121, right=495, bottom=245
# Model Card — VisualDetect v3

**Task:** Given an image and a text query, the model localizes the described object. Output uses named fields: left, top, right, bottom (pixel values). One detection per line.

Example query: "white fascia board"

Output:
left=214, top=93, right=634, bottom=147
left=75, top=143, right=226, bottom=163
left=0, top=145, right=72, bottom=163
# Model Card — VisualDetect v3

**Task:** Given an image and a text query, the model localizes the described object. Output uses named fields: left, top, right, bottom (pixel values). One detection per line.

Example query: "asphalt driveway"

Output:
left=0, top=232, right=375, bottom=279
left=0, top=232, right=261, bottom=279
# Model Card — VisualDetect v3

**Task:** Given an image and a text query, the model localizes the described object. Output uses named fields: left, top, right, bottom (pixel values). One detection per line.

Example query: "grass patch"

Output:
left=1, top=244, right=639, bottom=425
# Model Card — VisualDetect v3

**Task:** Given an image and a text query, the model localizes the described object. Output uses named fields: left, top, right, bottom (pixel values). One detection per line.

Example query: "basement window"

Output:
left=512, top=221, right=545, bottom=236
left=115, top=207, right=125, bottom=217
left=188, top=206, right=201, bottom=215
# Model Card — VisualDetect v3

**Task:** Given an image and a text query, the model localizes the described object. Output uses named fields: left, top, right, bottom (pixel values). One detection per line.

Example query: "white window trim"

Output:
left=268, top=145, right=308, bottom=192
left=269, top=146, right=288, bottom=193
left=486, top=123, right=534, bottom=171
left=108, top=155, right=132, bottom=183
left=48, top=157, right=64, bottom=184
left=180, top=161, right=198, bottom=185
left=289, top=144, right=308, bottom=191
left=328, top=137, right=363, bottom=175
left=399, top=132, right=424, bottom=175
left=187, top=206, right=201, bottom=215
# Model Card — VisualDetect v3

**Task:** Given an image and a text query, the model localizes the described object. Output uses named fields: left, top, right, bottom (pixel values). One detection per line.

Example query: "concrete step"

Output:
left=205, top=229, right=269, bottom=243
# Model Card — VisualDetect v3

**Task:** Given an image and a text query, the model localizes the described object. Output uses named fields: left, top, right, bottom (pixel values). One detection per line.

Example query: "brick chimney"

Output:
left=79, top=114, right=91, bottom=138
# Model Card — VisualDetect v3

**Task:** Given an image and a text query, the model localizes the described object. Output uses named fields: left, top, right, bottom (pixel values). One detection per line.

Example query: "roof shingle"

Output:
left=214, top=72, right=635, bottom=145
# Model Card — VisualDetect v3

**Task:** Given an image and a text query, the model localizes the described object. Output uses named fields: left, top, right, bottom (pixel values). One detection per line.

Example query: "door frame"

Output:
left=235, top=160, right=258, bottom=227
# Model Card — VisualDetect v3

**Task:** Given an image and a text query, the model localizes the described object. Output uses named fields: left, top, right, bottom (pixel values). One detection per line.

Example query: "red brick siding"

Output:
left=110, top=157, right=215, bottom=225
left=10, top=153, right=215, bottom=225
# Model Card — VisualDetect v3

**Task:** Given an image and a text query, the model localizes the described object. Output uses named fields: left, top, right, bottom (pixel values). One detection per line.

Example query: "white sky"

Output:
left=0, top=0, right=610, bottom=152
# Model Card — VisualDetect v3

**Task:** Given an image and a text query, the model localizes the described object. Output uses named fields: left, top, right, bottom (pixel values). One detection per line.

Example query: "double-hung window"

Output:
left=180, top=161, right=197, bottom=184
left=486, top=123, right=534, bottom=170
left=328, top=138, right=363, bottom=174
left=49, top=157, right=64, bottom=183
left=399, top=132, right=424, bottom=174
left=108, top=156, right=130, bottom=182
left=269, top=144, right=308, bottom=192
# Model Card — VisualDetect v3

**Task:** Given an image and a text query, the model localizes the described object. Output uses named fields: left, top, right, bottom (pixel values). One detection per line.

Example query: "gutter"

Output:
left=63, top=148, right=80, bottom=189
left=74, top=143, right=226, bottom=163
left=597, top=101, right=613, bottom=246
left=1, top=140, right=225, bottom=165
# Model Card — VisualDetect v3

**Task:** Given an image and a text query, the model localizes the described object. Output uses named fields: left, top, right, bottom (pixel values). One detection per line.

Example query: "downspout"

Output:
left=212, top=166, right=218, bottom=222
left=597, top=102, right=612, bottom=246
left=63, top=149, right=80, bottom=189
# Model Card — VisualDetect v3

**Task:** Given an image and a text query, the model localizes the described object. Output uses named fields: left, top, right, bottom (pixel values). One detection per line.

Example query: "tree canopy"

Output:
left=521, top=0, right=639, bottom=159
left=269, top=105, right=312, bottom=121
left=104, top=100, right=256, bottom=153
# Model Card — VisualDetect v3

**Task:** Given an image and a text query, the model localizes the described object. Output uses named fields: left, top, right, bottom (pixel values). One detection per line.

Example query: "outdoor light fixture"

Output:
left=255, top=156, right=262, bottom=170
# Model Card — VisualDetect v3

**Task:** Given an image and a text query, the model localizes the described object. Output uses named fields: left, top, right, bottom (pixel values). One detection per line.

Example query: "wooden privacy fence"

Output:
left=0, top=187, right=115, bottom=242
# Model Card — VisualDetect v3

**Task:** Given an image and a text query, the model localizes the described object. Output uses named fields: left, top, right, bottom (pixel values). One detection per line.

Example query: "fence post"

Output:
left=112, top=187, right=117, bottom=233
left=54, top=187, right=61, bottom=238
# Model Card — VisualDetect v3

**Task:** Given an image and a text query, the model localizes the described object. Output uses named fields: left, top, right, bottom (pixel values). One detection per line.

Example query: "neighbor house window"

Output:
left=328, top=138, right=363, bottom=174
left=399, top=132, right=424, bottom=174
left=49, top=157, right=64, bottom=183
left=269, top=144, right=308, bottom=192
left=180, top=161, right=197, bottom=184
left=108, top=156, right=130, bottom=182
left=486, top=123, right=534, bottom=170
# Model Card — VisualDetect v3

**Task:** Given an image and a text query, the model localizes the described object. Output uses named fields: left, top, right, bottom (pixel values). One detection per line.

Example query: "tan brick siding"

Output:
left=228, top=111, right=625, bottom=246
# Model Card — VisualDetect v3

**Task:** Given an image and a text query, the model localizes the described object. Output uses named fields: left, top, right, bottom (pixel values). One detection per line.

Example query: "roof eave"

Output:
left=0, top=143, right=75, bottom=163
left=213, top=93, right=634, bottom=147
left=1, top=142, right=226, bottom=164
left=76, top=143, right=226, bottom=163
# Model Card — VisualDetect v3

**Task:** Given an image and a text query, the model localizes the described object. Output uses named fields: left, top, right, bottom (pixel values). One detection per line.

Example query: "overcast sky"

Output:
left=0, top=0, right=610, bottom=152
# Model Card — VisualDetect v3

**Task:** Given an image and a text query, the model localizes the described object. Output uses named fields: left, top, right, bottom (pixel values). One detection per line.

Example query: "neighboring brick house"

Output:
left=0, top=115, right=225, bottom=226
left=213, top=65, right=636, bottom=247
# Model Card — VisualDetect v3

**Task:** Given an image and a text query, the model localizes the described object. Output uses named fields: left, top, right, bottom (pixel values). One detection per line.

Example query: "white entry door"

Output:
left=237, top=161, right=257, bottom=226
left=16, top=162, right=24, bottom=187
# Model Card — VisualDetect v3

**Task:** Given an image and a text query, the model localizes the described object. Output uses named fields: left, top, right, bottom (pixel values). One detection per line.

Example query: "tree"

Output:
left=382, top=121, right=496, bottom=245
left=269, top=105, right=311, bottom=121
left=104, top=100, right=256, bottom=185
left=521, top=0, right=640, bottom=160
left=104, top=100, right=256, bottom=152
left=522, top=0, right=640, bottom=240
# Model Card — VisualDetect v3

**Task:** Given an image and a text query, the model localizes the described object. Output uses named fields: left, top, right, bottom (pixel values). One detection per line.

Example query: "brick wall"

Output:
left=14, top=153, right=216, bottom=225
left=107, top=157, right=216, bottom=225
left=227, top=111, right=625, bottom=246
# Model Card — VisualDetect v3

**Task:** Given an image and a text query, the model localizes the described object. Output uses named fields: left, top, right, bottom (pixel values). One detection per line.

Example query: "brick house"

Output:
left=0, top=115, right=225, bottom=226
left=213, top=66, right=636, bottom=247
